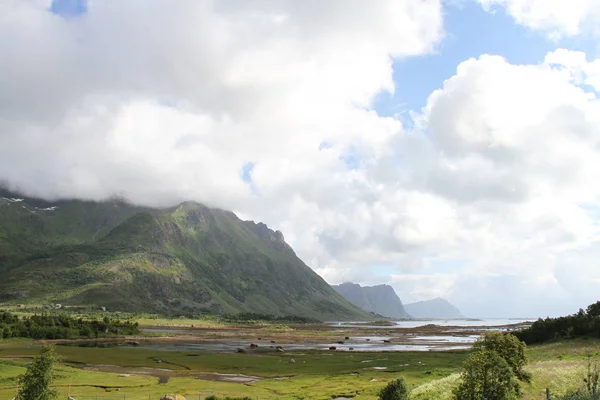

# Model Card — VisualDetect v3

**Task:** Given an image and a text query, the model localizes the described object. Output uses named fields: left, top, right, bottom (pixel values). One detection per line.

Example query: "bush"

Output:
left=379, top=377, right=409, bottom=400
left=0, top=310, right=139, bottom=339
left=555, top=391, right=595, bottom=400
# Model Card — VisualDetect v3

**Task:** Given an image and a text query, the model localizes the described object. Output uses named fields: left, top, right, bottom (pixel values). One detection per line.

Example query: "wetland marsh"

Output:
left=3, top=315, right=594, bottom=399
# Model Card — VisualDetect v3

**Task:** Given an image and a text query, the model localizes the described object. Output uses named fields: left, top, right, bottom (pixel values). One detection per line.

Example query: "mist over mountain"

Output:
left=0, top=189, right=370, bottom=320
left=331, top=282, right=411, bottom=319
left=404, top=298, right=464, bottom=319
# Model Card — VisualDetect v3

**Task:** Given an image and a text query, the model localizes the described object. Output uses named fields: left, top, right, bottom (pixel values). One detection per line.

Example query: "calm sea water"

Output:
left=329, top=318, right=536, bottom=329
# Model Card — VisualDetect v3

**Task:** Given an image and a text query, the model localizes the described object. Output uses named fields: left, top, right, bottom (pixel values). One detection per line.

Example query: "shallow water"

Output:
left=134, top=340, right=470, bottom=353
left=132, top=319, right=532, bottom=354
left=410, top=335, right=479, bottom=343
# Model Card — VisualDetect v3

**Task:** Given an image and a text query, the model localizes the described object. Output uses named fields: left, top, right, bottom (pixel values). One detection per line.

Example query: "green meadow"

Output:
left=1, top=338, right=599, bottom=399
left=0, top=340, right=464, bottom=399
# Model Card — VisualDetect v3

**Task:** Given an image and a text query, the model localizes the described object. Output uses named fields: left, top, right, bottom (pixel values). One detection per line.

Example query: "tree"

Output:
left=586, top=301, right=600, bottom=318
left=453, top=332, right=530, bottom=400
left=16, top=345, right=59, bottom=400
left=379, top=377, right=409, bottom=400
left=472, top=331, right=531, bottom=388
left=453, top=349, right=517, bottom=400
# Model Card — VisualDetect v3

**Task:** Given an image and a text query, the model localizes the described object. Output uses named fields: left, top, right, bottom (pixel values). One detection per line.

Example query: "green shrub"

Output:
left=379, top=377, right=409, bottom=400
left=555, top=390, right=595, bottom=400
left=0, top=310, right=139, bottom=339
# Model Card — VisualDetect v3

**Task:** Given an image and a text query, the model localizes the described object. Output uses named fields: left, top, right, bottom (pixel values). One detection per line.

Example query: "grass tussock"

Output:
left=410, top=373, right=460, bottom=400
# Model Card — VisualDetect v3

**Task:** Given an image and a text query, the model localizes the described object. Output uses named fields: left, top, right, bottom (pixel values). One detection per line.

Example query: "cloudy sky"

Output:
left=2, top=0, right=600, bottom=318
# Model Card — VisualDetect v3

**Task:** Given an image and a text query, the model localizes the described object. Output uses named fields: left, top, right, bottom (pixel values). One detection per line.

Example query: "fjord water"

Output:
left=329, top=318, right=536, bottom=329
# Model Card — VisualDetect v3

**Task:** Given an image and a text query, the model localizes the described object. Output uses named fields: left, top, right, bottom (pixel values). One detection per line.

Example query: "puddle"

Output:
left=64, top=363, right=261, bottom=383
left=196, top=373, right=261, bottom=383
left=351, top=336, right=391, bottom=342
left=410, top=335, right=479, bottom=343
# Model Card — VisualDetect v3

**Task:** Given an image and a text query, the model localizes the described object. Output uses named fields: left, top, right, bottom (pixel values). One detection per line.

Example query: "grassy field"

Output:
left=0, top=339, right=466, bottom=399
left=1, top=335, right=598, bottom=399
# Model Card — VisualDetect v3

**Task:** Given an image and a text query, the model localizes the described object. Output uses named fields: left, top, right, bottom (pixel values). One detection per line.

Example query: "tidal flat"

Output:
left=0, top=318, right=598, bottom=399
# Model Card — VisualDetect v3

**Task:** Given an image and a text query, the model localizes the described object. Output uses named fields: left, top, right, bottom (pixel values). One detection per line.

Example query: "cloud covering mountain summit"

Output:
left=2, top=0, right=600, bottom=317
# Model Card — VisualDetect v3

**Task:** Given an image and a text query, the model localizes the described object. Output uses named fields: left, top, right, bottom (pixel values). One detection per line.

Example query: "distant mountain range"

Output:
left=332, top=282, right=464, bottom=320
left=0, top=188, right=371, bottom=321
left=331, top=282, right=411, bottom=319
left=404, top=298, right=464, bottom=319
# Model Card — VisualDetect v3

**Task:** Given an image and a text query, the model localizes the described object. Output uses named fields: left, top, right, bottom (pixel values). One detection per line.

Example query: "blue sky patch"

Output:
left=241, top=162, right=258, bottom=194
left=49, top=0, right=88, bottom=17
left=374, top=1, right=596, bottom=117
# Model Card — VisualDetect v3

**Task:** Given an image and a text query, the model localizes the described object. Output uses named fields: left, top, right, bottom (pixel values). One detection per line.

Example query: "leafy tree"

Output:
left=16, top=345, right=59, bottom=400
left=586, top=301, right=600, bottom=318
left=379, top=377, right=409, bottom=400
left=472, top=331, right=531, bottom=388
left=515, top=301, right=600, bottom=344
left=453, top=349, right=517, bottom=400
left=454, top=332, right=530, bottom=400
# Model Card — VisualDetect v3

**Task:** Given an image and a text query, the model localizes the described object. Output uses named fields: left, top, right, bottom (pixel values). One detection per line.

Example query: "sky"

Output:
left=2, top=0, right=600, bottom=318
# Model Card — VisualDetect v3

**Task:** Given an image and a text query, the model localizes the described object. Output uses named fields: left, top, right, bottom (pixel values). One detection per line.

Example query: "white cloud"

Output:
left=2, top=1, right=600, bottom=317
left=316, top=50, right=600, bottom=316
left=0, top=0, right=443, bottom=203
left=402, top=52, right=600, bottom=316
left=476, top=0, right=600, bottom=38
left=545, top=49, right=600, bottom=91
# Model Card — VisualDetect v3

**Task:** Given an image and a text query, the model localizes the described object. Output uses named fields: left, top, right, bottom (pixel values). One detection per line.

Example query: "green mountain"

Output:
left=0, top=189, right=371, bottom=320
left=331, top=282, right=412, bottom=319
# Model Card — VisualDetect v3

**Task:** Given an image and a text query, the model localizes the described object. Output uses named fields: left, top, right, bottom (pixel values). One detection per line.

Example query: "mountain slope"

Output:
left=404, top=298, right=464, bottom=319
left=331, top=282, right=411, bottom=319
left=0, top=191, right=371, bottom=320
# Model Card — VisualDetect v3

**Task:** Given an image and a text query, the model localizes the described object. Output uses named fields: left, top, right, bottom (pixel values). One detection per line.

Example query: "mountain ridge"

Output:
left=0, top=189, right=372, bottom=320
left=404, top=297, right=464, bottom=319
left=331, top=282, right=411, bottom=319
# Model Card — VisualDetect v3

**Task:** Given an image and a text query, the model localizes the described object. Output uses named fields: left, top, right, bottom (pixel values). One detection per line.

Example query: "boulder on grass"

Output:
left=160, top=395, right=186, bottom=400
